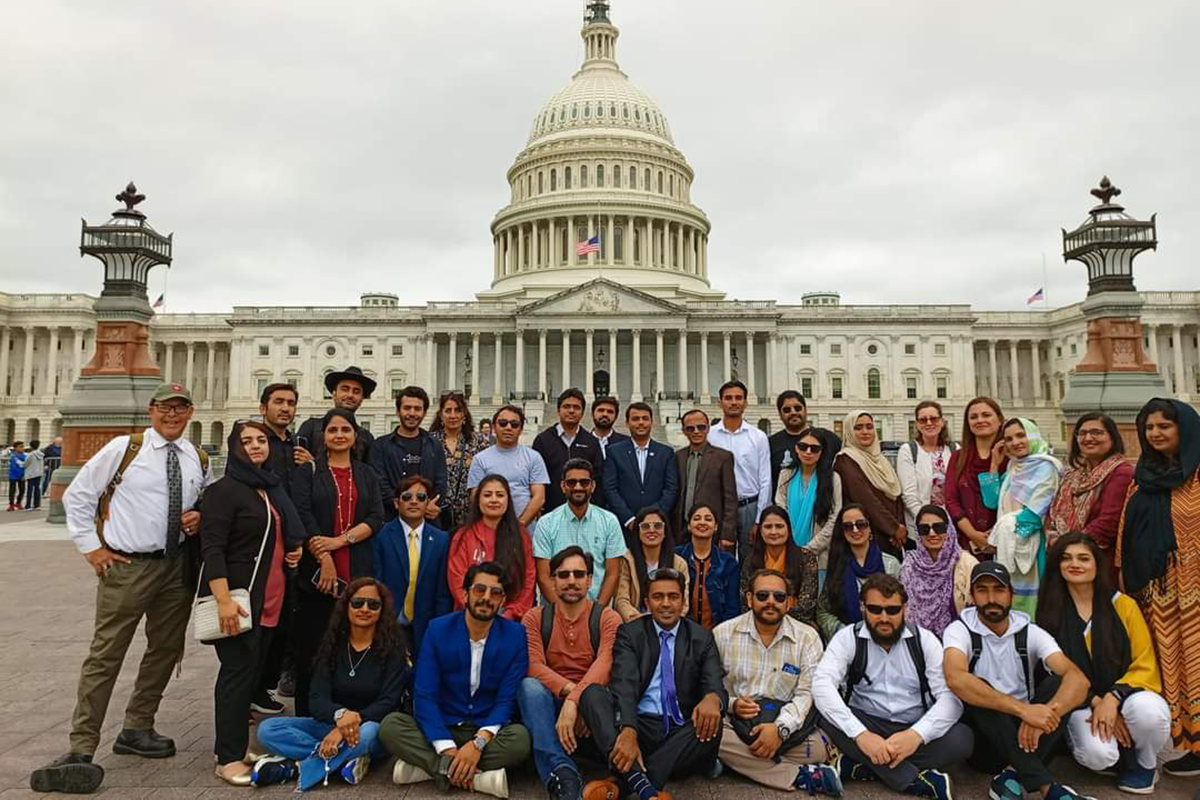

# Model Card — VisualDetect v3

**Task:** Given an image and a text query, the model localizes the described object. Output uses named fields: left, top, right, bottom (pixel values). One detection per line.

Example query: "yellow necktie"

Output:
left=405, top=530, right=419, bottom=622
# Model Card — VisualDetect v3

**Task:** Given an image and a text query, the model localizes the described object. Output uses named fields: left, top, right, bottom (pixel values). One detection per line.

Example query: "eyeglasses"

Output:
left=917, top=522, right=948, bottom=536
left=152, top=403, right=192, bottom=416
left=400, top=492, right=428, bottom=502
left=639, top=520, right=665, bottom=531
left=780, top=405, right=804, bottom=414
left=563, top=478, right=593, bottom=488
left=349, top=597, right=382, bottom=611
left=1075, top=428, right=1108, bottom=440
left=554, top=569, right=589, bottom=580
left=470, top=583, right=506, bottom=598
left=683, top=423, right=709, bottom=433
left=864, top=603, right=903, bottom=616
left=841, top=519, right=871, bottom=532
left=917, top=416, right=942, bottom=424
left=795, top=442, right=823, bottom=453
left=494, top=418, right=522, bottom=429
left=754, top=590, right=788, bottom=603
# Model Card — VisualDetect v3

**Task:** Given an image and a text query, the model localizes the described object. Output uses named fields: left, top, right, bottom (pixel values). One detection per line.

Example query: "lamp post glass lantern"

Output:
left=1062, top=176, right=1156, bottom=296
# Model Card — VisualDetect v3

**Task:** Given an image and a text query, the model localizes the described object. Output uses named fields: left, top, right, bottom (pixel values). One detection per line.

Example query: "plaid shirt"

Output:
left=712, top=611, right=824, bottom=734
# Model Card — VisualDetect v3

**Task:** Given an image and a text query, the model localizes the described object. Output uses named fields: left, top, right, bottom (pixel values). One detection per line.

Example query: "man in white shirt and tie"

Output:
left=706, top=380, right=771, bottom=559
left=32, top=383, right=213, bottom=795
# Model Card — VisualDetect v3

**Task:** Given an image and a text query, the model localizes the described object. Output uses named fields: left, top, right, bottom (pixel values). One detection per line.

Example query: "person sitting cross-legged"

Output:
left=252, top=578, right=409, bottom=790
left=713, top=568, right=842, bottom=795
left=578, top=567, right=727, bottom=800
left=381, top=562, right=531, bottom=798
left=812, top=573, right=973, bottom=799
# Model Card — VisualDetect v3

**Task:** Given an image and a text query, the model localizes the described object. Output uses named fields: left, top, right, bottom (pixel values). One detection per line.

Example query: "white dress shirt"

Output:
left=633, top=440, right=650, bottom=480
left=812, top=622, right=963, bottom=744
left=432, top=635, right=501, bottom=753
left=64, top=428, right=213, bottom=555
left=556, top=423, right=578, bottom=448
left=708, top=420, right=771, bottom=519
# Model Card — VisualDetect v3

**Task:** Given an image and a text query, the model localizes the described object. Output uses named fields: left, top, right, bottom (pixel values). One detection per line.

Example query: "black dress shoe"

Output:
left=113, top=729, right=176, bottom=758
left=30, top=753, right=104, bottom=794
left=548, top=766, right=584, bottom=800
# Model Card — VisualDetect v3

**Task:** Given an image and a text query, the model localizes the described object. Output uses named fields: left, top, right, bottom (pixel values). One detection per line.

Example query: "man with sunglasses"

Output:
left=468, top=405, right=550, bottom=532
left=383, top=562, right=531, bottom=797
left=520, top=546, right=622, bottom=800
left=812, top=574, right=971, bottom=800
left=533, top=459, right=626, bottom=605
left=768, top=391, right=811, bottom=498
left=372, top=475, right=452, bottom=655
left=673, top=409, right=737, bottom=550
left=534, top=388, right=607, bottom=513
left=370, top=385, right=449, bottom=525
left=713, top=569, right=842, bottom=794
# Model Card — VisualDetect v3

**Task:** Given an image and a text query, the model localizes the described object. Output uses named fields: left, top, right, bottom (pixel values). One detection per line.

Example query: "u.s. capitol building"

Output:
left=2, top=2, right=1198, bottom=449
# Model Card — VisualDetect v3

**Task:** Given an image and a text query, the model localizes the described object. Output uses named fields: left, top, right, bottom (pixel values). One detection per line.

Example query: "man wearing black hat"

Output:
left=942, top=562, right=1093, bottom=800
left=295, top=366, right=377, bottom=463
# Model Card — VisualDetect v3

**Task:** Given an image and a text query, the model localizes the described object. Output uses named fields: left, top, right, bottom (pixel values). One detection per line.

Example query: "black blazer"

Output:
left=532, top=425, right=607, bottom=511
left=293, top=457, right=386, bottom=593
left=610, top=615, right=727, bottom=728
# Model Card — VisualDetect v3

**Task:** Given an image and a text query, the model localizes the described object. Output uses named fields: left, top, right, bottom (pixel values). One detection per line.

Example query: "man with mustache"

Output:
left=812, top=573, right=972, bottom=799
left=943, top=563, right=1093, bottom=800
left=381, top=562, right=531, bottom=798
left=713, top=569, right=841, bottom=794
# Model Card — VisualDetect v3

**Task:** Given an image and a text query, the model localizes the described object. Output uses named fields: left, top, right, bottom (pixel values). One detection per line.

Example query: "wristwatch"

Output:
left=334, top=708, right=348, bottom=722
left=776, top=724, right=791, bottom=740
left=472, top=734, right=489, bottom=751
left=344, top=531, right=357, bottom=545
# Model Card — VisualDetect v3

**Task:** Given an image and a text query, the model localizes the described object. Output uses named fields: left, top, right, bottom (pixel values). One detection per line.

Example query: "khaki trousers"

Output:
left=69, top=556, right=191, bottom=754
left=717, top=718, right=829, bottom=791
left=379, top=713, right=531, bottom=778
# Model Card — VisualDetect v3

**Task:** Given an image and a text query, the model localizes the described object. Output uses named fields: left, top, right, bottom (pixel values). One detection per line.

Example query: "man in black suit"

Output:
left=533, top=388, right=606, bottom=512
left=672, top=410, right=737, bottom=550
left=601, top=403, right=678, bottom=532
left=579, top=568, right=726, bottom=800
left=590, top=396, right=629, bottom=460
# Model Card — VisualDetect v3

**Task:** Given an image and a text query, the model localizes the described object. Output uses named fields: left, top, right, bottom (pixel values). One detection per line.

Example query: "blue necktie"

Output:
left=658, top=630, right=684, bottom=733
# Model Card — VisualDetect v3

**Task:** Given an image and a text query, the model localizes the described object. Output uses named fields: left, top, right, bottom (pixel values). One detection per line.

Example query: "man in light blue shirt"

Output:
left=467, top=405, right=550, bottom=533
left=533, top=458, right=626, bottom=604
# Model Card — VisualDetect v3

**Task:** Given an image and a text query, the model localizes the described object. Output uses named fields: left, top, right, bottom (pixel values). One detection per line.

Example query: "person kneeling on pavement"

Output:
left=812, top=573, right=973, bottom=799
left=252, top=578, right=408, bottom=790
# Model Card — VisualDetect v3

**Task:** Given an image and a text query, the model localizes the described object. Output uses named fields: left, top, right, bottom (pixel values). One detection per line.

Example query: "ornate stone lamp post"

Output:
left=48, top=183, right=173, bottom=522
left=1060, top=177, right=1167, bottom=456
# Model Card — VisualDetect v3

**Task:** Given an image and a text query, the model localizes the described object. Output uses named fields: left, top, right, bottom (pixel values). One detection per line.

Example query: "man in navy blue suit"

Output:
left=372, top=475, right=452, bottom=656
left=601, top=402, right=679, bottom=532
left=381, top=562, right=531, bottom=797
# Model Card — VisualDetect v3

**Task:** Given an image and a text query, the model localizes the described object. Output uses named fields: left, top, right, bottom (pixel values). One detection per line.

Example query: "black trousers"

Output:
left=818, top=709, right=975, bottom=792
left=292, top=589, right=335, bottom=717
left=578, top=684, right=721, bottom=791
left=213, top=624, right=274, bottom=765
left=257, top=573, right=296, bottom=694
left=8, top=478, right=25, bottom=507
left=962, top=674, right=1067, bottom=792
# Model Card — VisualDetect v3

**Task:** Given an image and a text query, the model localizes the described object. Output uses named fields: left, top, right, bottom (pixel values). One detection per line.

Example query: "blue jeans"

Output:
left=517, top=677, right=576, bottom=784
left=256, top=716, right=387, bottom=791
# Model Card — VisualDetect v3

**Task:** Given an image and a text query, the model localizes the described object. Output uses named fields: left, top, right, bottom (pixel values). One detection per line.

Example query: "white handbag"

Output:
left=192, top=495, right=272, bottom=643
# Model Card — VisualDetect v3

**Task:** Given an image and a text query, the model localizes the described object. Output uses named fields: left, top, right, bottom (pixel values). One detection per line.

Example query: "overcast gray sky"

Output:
left=3, top=0, right=1198, bottom=312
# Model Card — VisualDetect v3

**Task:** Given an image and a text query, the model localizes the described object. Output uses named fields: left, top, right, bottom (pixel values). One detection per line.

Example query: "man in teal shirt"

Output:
left=533, top=458, right=626, bottom=604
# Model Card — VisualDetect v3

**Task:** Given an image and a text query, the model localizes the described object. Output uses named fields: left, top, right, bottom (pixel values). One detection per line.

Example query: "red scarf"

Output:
left=1048, top=454, right=1126, bottom=534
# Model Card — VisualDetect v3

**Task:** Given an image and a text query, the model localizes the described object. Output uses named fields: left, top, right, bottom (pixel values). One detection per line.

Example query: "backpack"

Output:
left=95, top=432, right=210, bottom=547
left=843, top=621, right=934, bottom=711
left=968, top=625, right=1034, bottom=702
left=540, top=601, right=603, bottom=654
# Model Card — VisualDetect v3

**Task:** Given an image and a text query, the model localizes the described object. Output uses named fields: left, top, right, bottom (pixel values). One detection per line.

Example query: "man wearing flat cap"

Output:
left=294, top=366, right=378, bottom=464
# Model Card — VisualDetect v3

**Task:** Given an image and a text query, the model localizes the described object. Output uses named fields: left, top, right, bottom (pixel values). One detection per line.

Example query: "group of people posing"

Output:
left=28, top=365, right=1200, bottom=800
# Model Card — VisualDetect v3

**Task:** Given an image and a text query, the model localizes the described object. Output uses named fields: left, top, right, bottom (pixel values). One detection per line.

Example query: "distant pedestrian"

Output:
left=6, top=440, right=26, bottom=511
left=24, top=439, right=45, bottom=509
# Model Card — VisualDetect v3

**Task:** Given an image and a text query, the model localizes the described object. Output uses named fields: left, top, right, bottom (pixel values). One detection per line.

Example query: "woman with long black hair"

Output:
left=429, top=391, right=490, bottom=532
left=815, top=503, right=900, bottom=642
left=1036, top=532, right=1170, bottom=793
left=614, top=506, right=689, bottom=621
left=739, top=504, right=819, bottom=628
left=293, top=408, right=386, bottom=717
left=446, top=473, right=535, bottom=621
left=200, top=420, right=306, bottom=785
left=775, top=427, right=841, bottom=584
left=253, top=578, right=409, bottom=790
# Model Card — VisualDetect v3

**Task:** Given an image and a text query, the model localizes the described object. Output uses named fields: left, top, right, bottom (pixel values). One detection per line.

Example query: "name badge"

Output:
left=782, top=663, right=801, bottom=675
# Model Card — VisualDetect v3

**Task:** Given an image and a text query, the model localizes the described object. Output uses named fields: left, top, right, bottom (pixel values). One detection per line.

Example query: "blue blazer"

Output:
left=372, top=520, right=452, bottom=654
left=413, top=612, right=528, bottom=744
left=601, top=438, right=679, bottom=526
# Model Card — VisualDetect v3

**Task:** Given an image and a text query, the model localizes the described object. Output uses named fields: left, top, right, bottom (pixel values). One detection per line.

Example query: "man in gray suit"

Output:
left=672, top=409, right=738, bottom=551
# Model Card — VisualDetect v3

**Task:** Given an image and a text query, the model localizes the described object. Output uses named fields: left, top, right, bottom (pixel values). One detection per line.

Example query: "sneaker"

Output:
left=250, top=690, right=285, bottom=715
left=793, top=764, right=843, bottom=796
left=251, top=756, right=296, bottom=787
left=472, top=768, right=509, bottom=798
left=29, top=754, right=105, bottom=794
left=1117, top=766, right=1158, bottom=795
left=988, top=768, right=1023, bottom=800
left=392, top=758, right=433, bottom=785
left=907, top=769, right=953, bottom=800
left=834, top=753, right=876, bottom=782
left=1045, top=785, right=1097, bottom=800
left=1163, top=752, right=1200, bottom=776
left=548, top=766, right=583, bottom=800
left=340, top=755, right=370, bottom=785
left=275, top=670, right=296, bottom=698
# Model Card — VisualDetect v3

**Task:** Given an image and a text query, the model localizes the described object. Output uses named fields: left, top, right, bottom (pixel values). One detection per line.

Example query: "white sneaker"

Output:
left=472, top=768, right=509, bottom=798
left=392, top=759, right=433, bottom=785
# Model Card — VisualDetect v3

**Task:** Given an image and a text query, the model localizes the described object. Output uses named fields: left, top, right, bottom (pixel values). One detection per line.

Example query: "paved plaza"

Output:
left=0, top=528, right=1193, bottom=799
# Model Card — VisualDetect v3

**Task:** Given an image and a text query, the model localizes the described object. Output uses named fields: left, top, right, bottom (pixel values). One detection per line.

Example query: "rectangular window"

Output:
left=391, top=378, right=405, bottom=399
left=801, top=377, right=813, bottom=398
left=799, top=343, right=812, bottom=355
left=906, top=376, right=918, bottom=399
left=904, top=343, right=916, bottom=355
left=287, top=344, right=299, bottom=357
left=834, top=419, right=844, bottom=438
left=614, top=166, right=621, bottom=188
left=257, top=344, right=269, bottom=357
left=1056, top=346, right=1063, bottom=357
left=581, top=165, right=589, bottom=188
left=392, top=344, right=404, bottom=356
left=936, top=376, right=948, bottom=399
left=831, top=376, right=844, bottom=399
left=908, top=420, right=918, bottom=439
left=830, top=343, right=843, bottom=356
left=256, top=378, right=269, bottom=395
left=867, top=371, right=881, bottom=399
left=286, top=377, right=298, bottom=388
left=934, top=343, right=947, bottom=356
left=1070, top=343, right=1077, bottom=355
left=362, top=345, right=374, bottom=357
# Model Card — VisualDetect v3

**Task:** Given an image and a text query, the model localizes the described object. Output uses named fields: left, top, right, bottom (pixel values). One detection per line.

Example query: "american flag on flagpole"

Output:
left=575, top=235, right=601, bottom=256
left=152, top=293, right=165, bottom=309
left=1026, top=287, right=1044, bottom=305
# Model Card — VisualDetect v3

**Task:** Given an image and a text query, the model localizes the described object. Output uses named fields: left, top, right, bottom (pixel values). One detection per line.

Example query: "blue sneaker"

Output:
left=793, top=764, right=843, bottom=796
left=833, top=753, right=876, bottom=782
left=988, top=768, right=1023, bottom=800
left=340, top=754, right=370, bottom=785
left=251, top=755, right=297, bottom=787
left=1046, top=784, right=1098, bottom=800
left=1117, top=766, right=1158, bottom=795
left=907, top=768, right=953, bottom=800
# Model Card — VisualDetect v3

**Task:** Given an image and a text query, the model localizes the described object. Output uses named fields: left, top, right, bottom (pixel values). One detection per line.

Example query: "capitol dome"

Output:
left=481, top=0, right=720, bottom=302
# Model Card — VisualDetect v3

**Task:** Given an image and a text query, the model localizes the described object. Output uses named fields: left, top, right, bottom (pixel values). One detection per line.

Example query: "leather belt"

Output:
left=737, top=497, right=758, bottom=507
left=109, top=548, right=166, bottom=560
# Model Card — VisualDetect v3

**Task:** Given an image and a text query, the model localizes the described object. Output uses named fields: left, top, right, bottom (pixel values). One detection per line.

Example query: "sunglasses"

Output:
left=639, top=520, right=665, bottom=531
left=349, top=597, right=382, bottom=611
left=864, top=603, right=903, bottom=616
left=555, top=569, right=589, bottom=580
left=754, top=590, right=788, bottom=603
left=563, top=478, right=593, bottom=488
left=400, top=492, right=428, bottom=502
left=795, top=442, right=823, bottom=453
left=918, top=522, right=948, bottom=536
left=494, top=418, right=522, bottom=429
left=780, top=405, right=805, bottom=414
left=841, top=519, right=871, bottom=532
left=683, top=423, right=709, bottom=433
left=917, top=416, right=941, bottom=424
left=470, top=583, right=506, bottom=598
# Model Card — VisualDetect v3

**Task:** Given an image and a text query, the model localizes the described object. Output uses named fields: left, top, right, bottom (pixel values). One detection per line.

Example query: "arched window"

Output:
left=565, top=167, right=573, bottom=189
left=527, top=175, right=533, bottom=197
left=635, top=107, right=641, bottom=121
left=633, top=229, right=641, bottom=263
left=572, top=104, right=579, bottom=119
left=629, top=166, right=637, bottom=188
left=867, top=368, right=882, bottom=400
left=581, top=165, right=589, bottom=188
left=597, top=103, right=604, bottom=118
left=550, top=169, right=557, bottom=191
left=597, top=164, right=605, bottom=187
left=613, top=165, right=621, bottom=188
left=584, top=103, right=591, bottom=118
left=658, top=171, right=664, bottom=193
left=560, top=227, right=568, bottom=262
left=615, top=226, right=624, bottom=260
left=610, top=103, right=617, bottom=117
left=537, top=172, right=544, bottom=194
left=644, top=168, right=651, bottom=191
left=623, top=104, right=630, bottom=119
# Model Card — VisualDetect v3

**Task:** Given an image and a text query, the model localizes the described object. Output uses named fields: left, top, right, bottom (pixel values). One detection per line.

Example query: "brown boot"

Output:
left=583, top=777, right=620, bottom=800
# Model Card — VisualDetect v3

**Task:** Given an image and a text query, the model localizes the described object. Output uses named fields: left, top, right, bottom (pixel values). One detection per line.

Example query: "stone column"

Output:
left=699, top=333, right=711, bottom=403
left=723, top=332, right=732, bottom=382
left=1009, top=341, right=1020, bottom=402
left=607, top=215, right=615, bottom=266
left=0, top=326, right=9, bottom=398
left=538, top=330, right=548, bottom=398
left=493, top=235, right=501, bottom=280
left=41, top=327, right=57, bottom=398
left=686, top=228, right=695, bottom=274
left=71, top=327, right=84, bottom=383
left=1031, top=340, right=1042, bottom=403
left=568, top=217, right=578, bottom=267
left=631, top=329, right=643, bottom=401
left=426, top=334, right=437, bottom=394
left=766, top=333, right=777, bottom=399
left=701, top=234, right=708, bottom=277
left=677, top=331, right=688, bottom=394
left=163, top=339, right=175, bottom=386
left=549, top=218, right=558, bottom=267
left=562, top=330, right=571, bottom=390
left=517, top=224, right=526, bottom=272
left=515, top=330, right=525, bottom=396
left=644, top=218, right=652, bottom=267
left=493, top=333, right=504, bottom=404
left=20, top=326, right=35, bottom=396
left=505, top=228, right=514, bottom=275
left=987, top=340, right=998, bottom=397
left=655, top=329, right=665, bottom=398
left=585, top=329, right=595, bottom=399
left=185, top=342, right=196, bottom=392
left=1145, top=323, right=1159, bottom=366
left=471, top=333, right=481, bottom=398
left=1172, top=326, right=1186, bottom=396
left=532, top=222, right=541, bottom=269
left=609, top=329, right=618, bottom=398
left=206, top=344, right=216, bottom=403
left=745, top=331, right=758, bottom=404
left=676, top=224, right=684, bottom=271
left=448, top=334, right=458, bottom=389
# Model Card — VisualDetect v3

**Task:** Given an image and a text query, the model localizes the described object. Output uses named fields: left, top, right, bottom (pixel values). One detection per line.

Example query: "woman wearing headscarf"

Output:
left=1047, top=412, right=1134, bottom=580
left=775, top=427, right=841, bottom=583
left=898, top=504, right=977, bottom=637
left=1116, top=397, right=1200, bottom=777
left=199, top=421, right=306, bottom=784
left=833, top=411, right=906, bottom=558
left=981, top=417, right=1061, bottom=617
